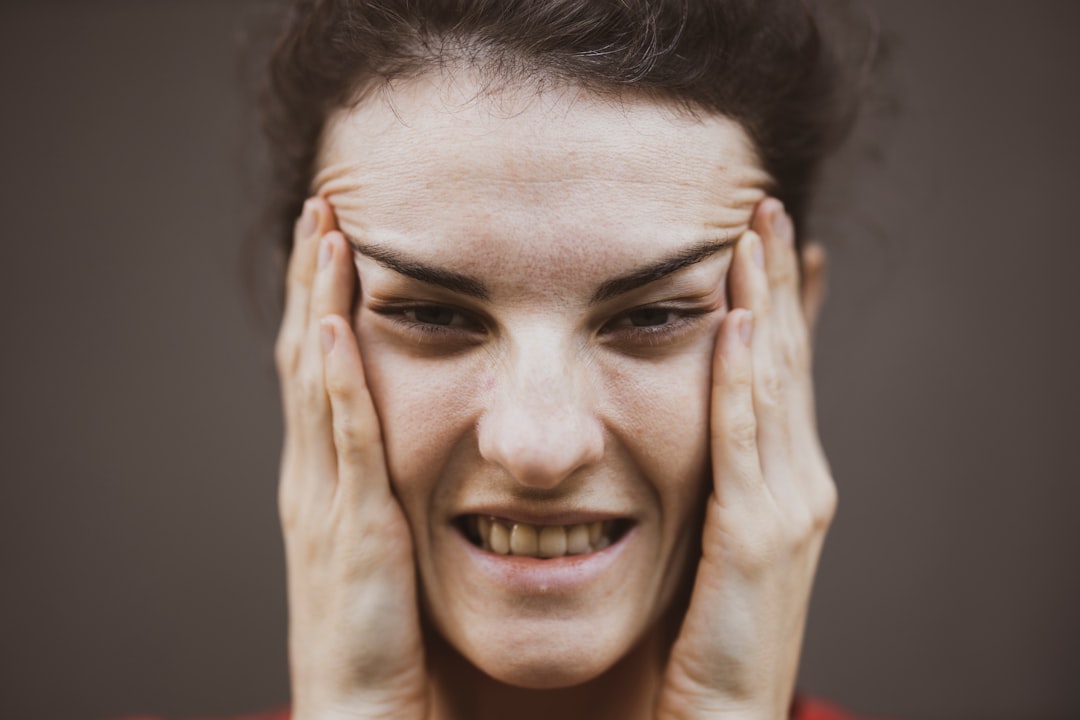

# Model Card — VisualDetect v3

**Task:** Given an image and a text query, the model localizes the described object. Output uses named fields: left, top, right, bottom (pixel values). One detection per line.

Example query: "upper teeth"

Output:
left=472, top=516, right=614, bottom=558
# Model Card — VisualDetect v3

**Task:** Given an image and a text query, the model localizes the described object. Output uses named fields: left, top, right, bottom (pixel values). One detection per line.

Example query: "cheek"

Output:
left=354, top=332, right=483, bottom=514
left=602, top=341, right=715, bottom=523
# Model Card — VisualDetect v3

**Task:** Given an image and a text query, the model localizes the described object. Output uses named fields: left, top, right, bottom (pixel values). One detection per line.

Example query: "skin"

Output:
left=276, top=68, right=835, bottom=720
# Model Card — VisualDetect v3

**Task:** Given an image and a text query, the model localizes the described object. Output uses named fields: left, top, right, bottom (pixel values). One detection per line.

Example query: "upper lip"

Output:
left=454, top=508, right=635, bottom=526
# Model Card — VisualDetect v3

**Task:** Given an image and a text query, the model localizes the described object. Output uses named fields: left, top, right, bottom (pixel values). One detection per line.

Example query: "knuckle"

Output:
left=333, top=411, right=372, bottom=462
left=726, top=412, right=758, bottom=453
left=781, top=327, right=811, bottom=373
left=274, top=332, right=301, bottom=375
left=784, top=505, right=815, bottom=544
left=332, top=411, right=358, bottom=448
left=754, top=287, right=772, bottom=316
left=811, top=480, right=839, bottom=529
left=324, top=367, right=353, bottom=400
left=720, top=354, right=753, bottom=389
left=296, top=370, right=327, bottom=412
left=738, top=517, right=785, bottom=572
left=771, top=259, right=797, bottom=288
left=759, top=366, right=783, bottom=406
left=277, top=478, right=303, bottom=533
left=278, top=495, right=301, bottom=533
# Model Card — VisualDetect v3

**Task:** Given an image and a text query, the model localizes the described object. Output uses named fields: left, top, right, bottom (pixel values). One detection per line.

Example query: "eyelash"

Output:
left=606, top=307, right=708, bottom=345
left=370, top=303, right=708, bottom=346
left=376, top=305, right=487, bottom=343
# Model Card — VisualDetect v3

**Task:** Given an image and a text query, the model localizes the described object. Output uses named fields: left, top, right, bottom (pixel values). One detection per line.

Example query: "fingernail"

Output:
left=739, top=311, right=754, bottom=346
left=752, top=234, right=765, bottom=270
left=320, top=319, right=336, bottom=354
left=318, top=235, right=333, bottom=270
left=299, top=199, right=318, bottom=238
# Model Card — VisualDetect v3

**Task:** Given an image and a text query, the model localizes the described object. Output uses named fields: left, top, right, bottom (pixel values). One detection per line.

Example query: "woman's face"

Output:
left=316, top=70, right=769, bottom=688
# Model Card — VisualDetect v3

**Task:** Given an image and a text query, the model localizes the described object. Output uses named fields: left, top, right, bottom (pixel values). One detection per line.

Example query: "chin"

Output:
left=418, top=516, right=699, bottom=691
left=453, top=619, right=632, bottom=689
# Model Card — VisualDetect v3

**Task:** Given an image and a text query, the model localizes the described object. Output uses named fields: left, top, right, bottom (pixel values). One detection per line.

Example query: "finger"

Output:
left=755, top=200, right=823, bottom=453
left=299, top=229, right=353, bottom=421
left=752, top=202, right=828, bottom=506
left=753, top=199, right=801, bottom=326
left=710, top=307, right=764, bottom=505
left=727, top=228, right=762, bottom=312
left=319, top=315, right=394, bottom=513
left=289, top=230, right=356, bottom=490
left=277, top=198, right=340, bottom=514
left=753, top=200, right=810, bottom=377
left=307, top=231, right=356, bottom=346
left=276, top=197, right=334, bottom=421
left=729, top=229, right=794, bottom=497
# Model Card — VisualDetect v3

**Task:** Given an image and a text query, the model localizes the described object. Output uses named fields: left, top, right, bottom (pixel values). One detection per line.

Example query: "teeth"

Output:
left=538, top=526, right=567, bottom=558
left=510, top=523, right=538, bottom=555
left=489, top=521, right=511, bottom=554
left=471, top=516, right=619, bottom=559
left=588, top=522, right=603, bottom=545
left=566, top=524, right=590, bottom=554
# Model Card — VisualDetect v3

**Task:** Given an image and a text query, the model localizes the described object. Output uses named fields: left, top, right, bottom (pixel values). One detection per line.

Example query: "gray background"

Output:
left=1, top=2, right=1077, bottom=719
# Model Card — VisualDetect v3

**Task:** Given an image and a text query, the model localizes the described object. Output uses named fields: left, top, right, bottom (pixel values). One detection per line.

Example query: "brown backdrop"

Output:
left=1, top=2, right=1077, bottom=719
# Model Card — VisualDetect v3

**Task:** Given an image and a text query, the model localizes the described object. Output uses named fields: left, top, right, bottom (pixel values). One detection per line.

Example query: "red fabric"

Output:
left=115, top=696, right=872, bottom=720
left=792, top=695, right=866, bottom=720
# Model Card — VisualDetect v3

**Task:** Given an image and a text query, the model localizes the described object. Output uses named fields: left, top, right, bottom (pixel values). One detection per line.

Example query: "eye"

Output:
left=601, top=304, right=708, bottom=345
left=622, top=307, right=676, bottom=328
left=371, top=302, right=487, bottom=344
left=405, top=305, right=462, bottom=327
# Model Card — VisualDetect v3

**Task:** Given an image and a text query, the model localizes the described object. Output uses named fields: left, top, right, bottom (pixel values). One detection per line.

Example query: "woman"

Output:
left=262, top=1, right=865, bottom=718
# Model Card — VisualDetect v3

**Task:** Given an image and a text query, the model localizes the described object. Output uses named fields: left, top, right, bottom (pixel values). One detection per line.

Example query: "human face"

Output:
left=315, top=70, right=770, bottom=688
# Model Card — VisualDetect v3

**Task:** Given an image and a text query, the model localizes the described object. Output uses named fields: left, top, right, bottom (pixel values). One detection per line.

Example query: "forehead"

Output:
left=314, top=69, right=770, bottom=283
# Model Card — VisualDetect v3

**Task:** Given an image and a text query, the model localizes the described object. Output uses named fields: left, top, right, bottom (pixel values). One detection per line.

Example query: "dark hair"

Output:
left=259, top=0, right=869, bottom=267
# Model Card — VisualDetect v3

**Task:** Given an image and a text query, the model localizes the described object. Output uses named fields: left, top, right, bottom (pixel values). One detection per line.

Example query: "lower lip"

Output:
left=453, top=524, right=636, bottom=595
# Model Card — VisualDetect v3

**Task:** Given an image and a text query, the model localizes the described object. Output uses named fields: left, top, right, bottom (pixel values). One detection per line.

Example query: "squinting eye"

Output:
left=406, top=305, right=459, bottom=326
left=600, top=304, right=709, bottom=347
left=624, top=307, right=674, bottom=327
left=370, top=301, right=487, bottom=346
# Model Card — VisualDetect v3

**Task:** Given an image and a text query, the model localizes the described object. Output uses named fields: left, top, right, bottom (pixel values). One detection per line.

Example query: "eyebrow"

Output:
left=346, top=235, right=737, bottom=304
left=347, top=236, right=490, bottom=300
left=591, top=237, right=737, bottom=303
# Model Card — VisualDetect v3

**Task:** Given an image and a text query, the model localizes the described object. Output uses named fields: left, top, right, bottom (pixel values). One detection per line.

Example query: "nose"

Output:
left=477, top=336, right=604, bottom=489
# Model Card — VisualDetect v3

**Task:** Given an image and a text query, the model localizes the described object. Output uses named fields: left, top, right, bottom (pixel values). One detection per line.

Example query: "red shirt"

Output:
left=115, top=695, right=872, bottom=720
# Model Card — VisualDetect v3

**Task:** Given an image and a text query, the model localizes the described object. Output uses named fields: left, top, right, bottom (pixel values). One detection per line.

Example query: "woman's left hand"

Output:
left=656, top=199, right=837, bottom=720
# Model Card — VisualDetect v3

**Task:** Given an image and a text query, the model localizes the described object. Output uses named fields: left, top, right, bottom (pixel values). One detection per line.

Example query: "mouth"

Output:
left=457, top=515, right=633, bottom=560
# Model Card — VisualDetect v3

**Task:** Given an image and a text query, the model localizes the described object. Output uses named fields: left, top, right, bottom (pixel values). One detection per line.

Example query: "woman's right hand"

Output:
left=276, top=198, right=428, bottom=720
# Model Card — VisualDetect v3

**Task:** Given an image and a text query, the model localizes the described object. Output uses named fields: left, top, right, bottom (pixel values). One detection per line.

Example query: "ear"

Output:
left=799, top=242, right=827, bottom=337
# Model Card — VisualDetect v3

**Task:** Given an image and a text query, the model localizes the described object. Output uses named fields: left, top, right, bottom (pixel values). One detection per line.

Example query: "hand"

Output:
left=276, top=198, right=428, bottom=720
left=656, top=199, right=836, bottom=719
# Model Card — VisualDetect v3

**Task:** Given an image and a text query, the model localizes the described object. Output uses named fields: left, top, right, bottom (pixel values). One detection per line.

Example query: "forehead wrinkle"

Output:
left=312, top=160, right=364, bottom=197
left=320, top=159, right=766, bottom=221
left=314, top=68, right=772, bottom=304
left=315, top=111, right=771, bottom=220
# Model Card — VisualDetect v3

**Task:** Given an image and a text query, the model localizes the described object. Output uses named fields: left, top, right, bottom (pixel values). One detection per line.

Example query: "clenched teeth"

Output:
left=467, top=516, right=618, bottom=558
